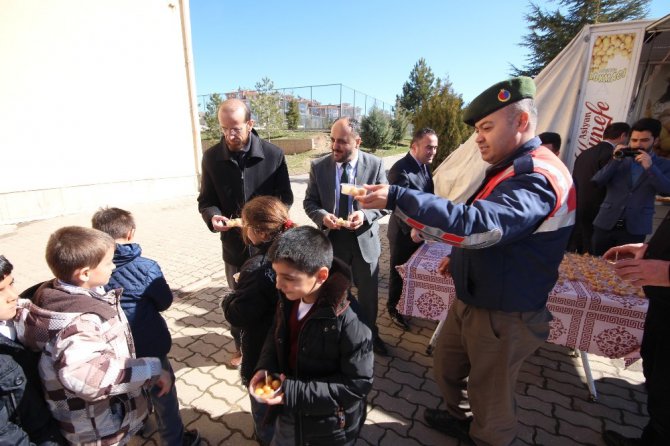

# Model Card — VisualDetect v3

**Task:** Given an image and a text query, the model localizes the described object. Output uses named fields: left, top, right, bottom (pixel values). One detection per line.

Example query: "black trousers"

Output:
left=592, top=225, right=645, bottom=256
left=640, top=299, right=670, bottom=445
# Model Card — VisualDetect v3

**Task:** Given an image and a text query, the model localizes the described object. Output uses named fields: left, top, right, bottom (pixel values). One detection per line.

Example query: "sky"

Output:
left=189, top=0, right=669, bottom=109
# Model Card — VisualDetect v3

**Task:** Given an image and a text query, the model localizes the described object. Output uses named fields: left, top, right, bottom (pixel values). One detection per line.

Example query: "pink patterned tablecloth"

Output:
left=397, top=242, right=648, bottom=364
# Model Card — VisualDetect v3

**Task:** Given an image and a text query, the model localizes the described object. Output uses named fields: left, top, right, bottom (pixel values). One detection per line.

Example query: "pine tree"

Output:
left=286, top=100, right=300, bottom=130
left=250, top=77, right=283, bottom=139
left=360, top=107, right=394, bottom=152
left=390, top=105, right=410, bottom=144
left=514, top=0, right=650, bottom=77
left=412, top=77, right=470, bottom=167
left=396, top=58, right=437, bottom=115
left=203, top=93, right=223, bottom=140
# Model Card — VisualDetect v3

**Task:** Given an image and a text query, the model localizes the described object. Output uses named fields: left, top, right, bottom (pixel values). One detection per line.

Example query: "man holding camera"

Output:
left=591, top=118, right=670, bottom=255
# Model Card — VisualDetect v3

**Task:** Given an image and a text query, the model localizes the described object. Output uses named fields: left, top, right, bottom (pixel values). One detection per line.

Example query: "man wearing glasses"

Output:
left=197, top=98, right=293, bottom=366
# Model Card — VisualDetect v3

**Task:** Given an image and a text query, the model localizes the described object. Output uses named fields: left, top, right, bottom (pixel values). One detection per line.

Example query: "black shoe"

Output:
left=424, top=408, right=474, bottom=445
left=183, top=429, right=201, bottom=446
left=389, top=309, right=410, bottom=331
left=602, top=430, right=642, bottom=446
left=372, top=336, right=388, bottom=356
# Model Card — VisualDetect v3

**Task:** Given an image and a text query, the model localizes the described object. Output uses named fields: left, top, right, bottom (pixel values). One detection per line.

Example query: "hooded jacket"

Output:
left=14, top=280, right=162, bottom=446
left=106, top=243, right=173, bottom=358
left=221, top=241, right=279, bottom=385
left=256, top=258, right=373, bottom=445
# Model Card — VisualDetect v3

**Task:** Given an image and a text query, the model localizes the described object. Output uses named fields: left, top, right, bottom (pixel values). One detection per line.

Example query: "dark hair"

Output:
left=603, top=122, right=631, bottom=140
left=0, top=255, right=13, bottom=281
left=241, top=196, right=294, bottom=245
left=631, top=118, right=662, bottom=139
left=412, top=127, right=437, bottom=145
left=268, top=226, right=333, bottom=275
left=334, top=117, right=361, bottom=138
left=91, top=207, right=136, bottom=240
left=45, top=226, right=115, bottom=282
left=538, top=132, right=562, bottom=153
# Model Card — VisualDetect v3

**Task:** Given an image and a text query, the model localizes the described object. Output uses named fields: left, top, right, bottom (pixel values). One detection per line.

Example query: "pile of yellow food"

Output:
left=253, top=377, right=281, bottom=399
left=589, top=33, right=635, bottom=74
left=336, top=217, right=350, bottom=227
left=340, top=184, right=366, bottom=196
left=558, top=253, right=644, bottom=297
left=226, top=218, right=243, bottom=227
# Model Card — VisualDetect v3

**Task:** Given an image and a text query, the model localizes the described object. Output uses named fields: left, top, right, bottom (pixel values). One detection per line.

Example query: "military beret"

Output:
left=463, top=76, right=536, bottom=126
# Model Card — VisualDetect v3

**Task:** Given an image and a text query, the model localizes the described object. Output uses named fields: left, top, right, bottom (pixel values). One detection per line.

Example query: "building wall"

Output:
left=0, top=0, right=201, bottom=224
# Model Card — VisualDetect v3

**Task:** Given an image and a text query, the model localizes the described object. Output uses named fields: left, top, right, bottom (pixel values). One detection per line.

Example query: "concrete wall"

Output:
left=271, top=138, right=315, bottom=155
left=0, top=0, right=201, bottom=224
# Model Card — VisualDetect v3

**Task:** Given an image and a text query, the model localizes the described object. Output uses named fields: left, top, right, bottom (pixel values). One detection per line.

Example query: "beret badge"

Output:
left=497, top=89, right=511, bottom=102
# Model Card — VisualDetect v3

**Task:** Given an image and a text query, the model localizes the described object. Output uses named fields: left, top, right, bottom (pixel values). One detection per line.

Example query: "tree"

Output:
left=286, top=99, right=300, bottom=130
left=250, top=77, right=283, bottom=139
left=513, top=0, right=650, bottom=77
left=390, top=105, right=410, bottom=144
left=396, top=58, right=437, bottom=115
left=412, top=77, right=470, bottom=167
left=360, top=107, right=394, bottom=152
left=202, top=93, right=223, bottom=140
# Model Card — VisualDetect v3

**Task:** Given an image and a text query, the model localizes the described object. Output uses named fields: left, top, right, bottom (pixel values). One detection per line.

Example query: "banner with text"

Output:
left=570, top=26, right=645, bottom=161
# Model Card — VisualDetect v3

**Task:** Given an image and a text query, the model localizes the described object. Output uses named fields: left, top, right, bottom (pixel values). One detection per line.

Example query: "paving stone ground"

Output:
left=0, top=155, right=654, bottom=445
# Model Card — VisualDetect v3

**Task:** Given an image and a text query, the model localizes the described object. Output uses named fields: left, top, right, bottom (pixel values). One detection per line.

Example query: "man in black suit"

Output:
left=569, top=122, right=629, bottom=253
left=386, top=128, right=437, bottom=330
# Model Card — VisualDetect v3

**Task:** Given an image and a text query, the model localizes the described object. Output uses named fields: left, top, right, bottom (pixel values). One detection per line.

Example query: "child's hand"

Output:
left=153, top=369, right=173, bottom=397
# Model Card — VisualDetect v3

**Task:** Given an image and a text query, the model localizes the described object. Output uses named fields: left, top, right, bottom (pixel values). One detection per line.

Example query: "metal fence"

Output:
left=197, top=83, right=394, bottom=131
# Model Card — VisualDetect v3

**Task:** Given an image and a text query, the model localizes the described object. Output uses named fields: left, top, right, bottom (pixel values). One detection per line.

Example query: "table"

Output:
left=397, top=242, right=648, bottom=400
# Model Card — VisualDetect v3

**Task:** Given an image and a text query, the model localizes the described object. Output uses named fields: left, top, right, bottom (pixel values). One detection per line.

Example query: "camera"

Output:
left=613, top=148, right=640, bottom=159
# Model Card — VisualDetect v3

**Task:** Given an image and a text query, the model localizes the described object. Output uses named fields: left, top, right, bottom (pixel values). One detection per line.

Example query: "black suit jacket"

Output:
left=387, top=153, right=434, bottom=241
left=572, top=141, right=614, bottom=225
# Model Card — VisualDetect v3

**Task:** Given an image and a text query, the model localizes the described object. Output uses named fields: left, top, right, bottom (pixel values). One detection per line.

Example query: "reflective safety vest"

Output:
left=472, top=146, right=576, bottom=234
left=400, top=146, right=576, bottom=248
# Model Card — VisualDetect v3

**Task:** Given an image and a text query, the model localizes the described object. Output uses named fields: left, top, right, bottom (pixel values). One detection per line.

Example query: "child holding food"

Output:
left=221, top=196, right=295, bottom=445
left=250, top=226, right=373, bottom=446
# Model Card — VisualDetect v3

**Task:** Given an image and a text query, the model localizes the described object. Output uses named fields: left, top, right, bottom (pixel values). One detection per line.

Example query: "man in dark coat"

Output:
left=569, top=122, right=630, bottom=253
left=602, top=209, right=670, bottom=446
left=386, top=127, right=437, bottom=330
left=197, top=98, right=293, bottom=364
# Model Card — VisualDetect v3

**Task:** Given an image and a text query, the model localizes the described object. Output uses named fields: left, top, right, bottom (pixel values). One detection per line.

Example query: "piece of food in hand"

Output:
left=336, top=217, right=349, bottom=227
left=340, top=183, right=366, bottom=196
left=226, top=218, right=243, bottom=227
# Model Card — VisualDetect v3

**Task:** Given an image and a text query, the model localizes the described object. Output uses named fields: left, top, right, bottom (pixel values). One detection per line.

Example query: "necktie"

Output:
left=338, top=162, right=350, bottom=218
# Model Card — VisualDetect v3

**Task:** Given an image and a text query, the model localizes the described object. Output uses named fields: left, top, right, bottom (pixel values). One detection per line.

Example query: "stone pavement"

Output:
left=0, top=154, right=650, bottom=445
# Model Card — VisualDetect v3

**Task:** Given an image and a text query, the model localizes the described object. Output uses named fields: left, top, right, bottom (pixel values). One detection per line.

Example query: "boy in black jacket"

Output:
left=251, top=227, right=373, bottom=446
left=92, top=208, right=199, bottom=446
left=0, top=255, right=64, bottom=445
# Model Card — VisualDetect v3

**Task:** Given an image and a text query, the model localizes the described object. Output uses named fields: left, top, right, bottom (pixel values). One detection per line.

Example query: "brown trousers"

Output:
left=433, top=299, right=551, bottom=446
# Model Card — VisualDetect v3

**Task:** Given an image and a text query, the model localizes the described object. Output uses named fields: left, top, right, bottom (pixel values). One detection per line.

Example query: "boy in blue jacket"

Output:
left=92, top=207, right=200, bottom=446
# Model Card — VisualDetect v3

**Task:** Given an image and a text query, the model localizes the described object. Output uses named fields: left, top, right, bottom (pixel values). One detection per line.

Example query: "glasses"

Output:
left=221, top=123, right=249, bottom=135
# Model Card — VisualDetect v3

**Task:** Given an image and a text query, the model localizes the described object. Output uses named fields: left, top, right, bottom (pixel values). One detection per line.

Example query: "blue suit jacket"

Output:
left=387, top=152, right=434, bottom=240
left=592, top=153, right=670, bottom=235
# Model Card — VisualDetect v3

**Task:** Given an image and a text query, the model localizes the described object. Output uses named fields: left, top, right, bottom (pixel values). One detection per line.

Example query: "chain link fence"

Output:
left=198, top=83, right=394, bottom=131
